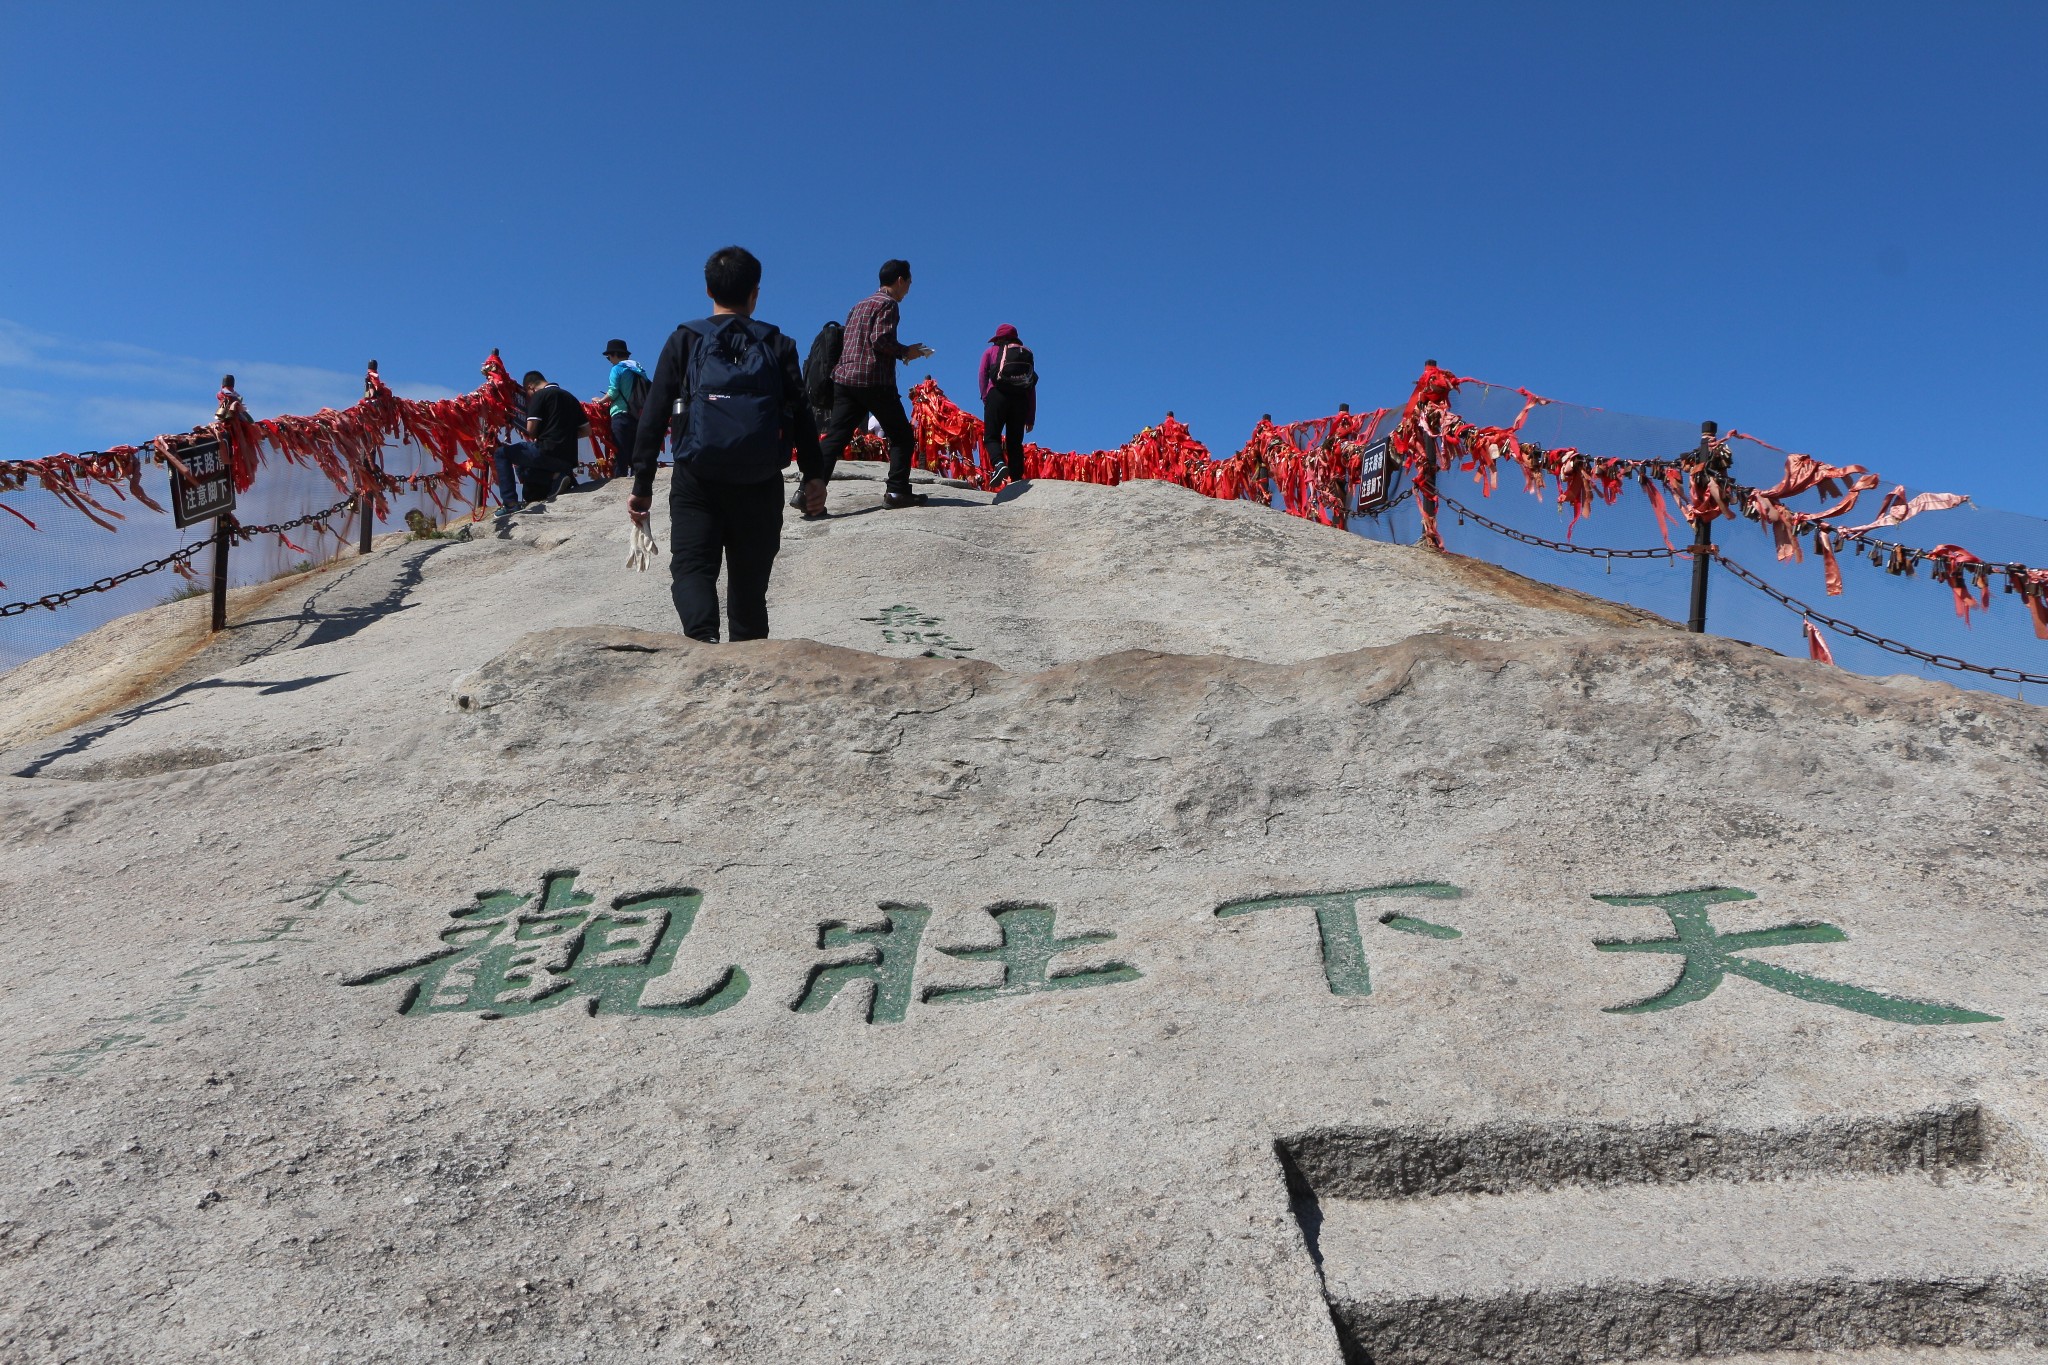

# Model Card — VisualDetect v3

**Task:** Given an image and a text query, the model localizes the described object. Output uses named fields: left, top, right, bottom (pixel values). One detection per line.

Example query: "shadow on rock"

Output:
left=240, top=540, right=456, bottom=656
left=14, top=672, right=346, bottom=778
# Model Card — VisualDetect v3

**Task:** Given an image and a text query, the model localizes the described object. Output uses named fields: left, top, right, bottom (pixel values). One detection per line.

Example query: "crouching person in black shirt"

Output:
left=494, top=371, right=589, bottom=509
left=627, top=246, right=828, bottom=642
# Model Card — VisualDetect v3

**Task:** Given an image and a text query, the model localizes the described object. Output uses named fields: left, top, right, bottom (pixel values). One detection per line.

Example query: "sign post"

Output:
left=1354, top=436, right=1395, bottom=517
left=167, top=436, right=236, bottom=632
left=209, top=516, right=231, bottom=632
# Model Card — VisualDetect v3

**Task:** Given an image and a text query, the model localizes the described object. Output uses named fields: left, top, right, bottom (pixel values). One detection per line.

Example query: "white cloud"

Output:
left=81, top=396, right=218, bottom=437
left=391, top=381, right=461, bottom=402
left=0, top=385, right=64, bottom=425
left=0, top=318, right=463, bottom=440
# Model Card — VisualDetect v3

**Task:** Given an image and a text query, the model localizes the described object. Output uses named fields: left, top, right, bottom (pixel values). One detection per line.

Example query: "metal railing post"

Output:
left=1686, top=420, right=1722, bottom=634
left=1417, top=359, right=1441, bottom=548
left=210, top=513, right=231, bottom=632
left=359, top=360, right=379, bottom=555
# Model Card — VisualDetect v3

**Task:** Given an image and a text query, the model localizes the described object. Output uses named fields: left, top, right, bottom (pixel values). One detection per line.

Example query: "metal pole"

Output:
left=1686, top=420, right=1720, bottom=634
left=210, top=514, right=231, bottom=632
left=1417, top=359, right=1441, bottom=549
left=359, top=359, right=379, bottom=555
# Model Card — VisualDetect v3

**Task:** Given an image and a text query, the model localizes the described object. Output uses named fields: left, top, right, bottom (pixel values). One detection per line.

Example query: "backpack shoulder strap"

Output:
left=674, top=322, right=707, bottom=409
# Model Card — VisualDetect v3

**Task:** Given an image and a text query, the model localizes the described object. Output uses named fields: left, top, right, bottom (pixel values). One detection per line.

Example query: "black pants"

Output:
left=668, top=463, right=784, bottom=643
left=492, top=442, right=576, bottom=505
left=983, top=389, right=1028, bottom=481
left=608, top=413, right=639, bottom=479
left=821, top=384, right=916, bottom=498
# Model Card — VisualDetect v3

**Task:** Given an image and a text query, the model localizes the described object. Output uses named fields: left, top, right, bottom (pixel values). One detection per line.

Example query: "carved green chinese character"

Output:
left=345, top=871, right=748, bottom=1020
left=791, top=903, right=930, bottom=1024
left=924, top=904, right=1139, bottom=1006
left=860, top=604, right=975, bottom=658
left=1214, top=883, right=1463, bottom=996
left=284, top=869, right=368, bottom=912
left=337, top=833, right=407, bottom=863
left=1594, top=887, right=1999, bottom=1025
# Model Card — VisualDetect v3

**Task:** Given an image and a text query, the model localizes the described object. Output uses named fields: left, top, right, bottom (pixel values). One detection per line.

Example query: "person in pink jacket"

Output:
left=977, top=323, right=1037, bottom=486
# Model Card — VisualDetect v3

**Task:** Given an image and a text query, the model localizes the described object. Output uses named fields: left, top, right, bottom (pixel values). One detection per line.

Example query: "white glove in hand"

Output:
left=626, top=521, right=661, bottom=573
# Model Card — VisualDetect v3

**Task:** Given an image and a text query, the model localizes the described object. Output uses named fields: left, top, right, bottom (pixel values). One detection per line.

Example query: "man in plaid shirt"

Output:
left=818, top=258, right=933, bottom=511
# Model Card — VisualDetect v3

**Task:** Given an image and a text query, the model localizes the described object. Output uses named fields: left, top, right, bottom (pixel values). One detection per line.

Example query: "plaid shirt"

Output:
left=832, top=290, right=907, bottom=390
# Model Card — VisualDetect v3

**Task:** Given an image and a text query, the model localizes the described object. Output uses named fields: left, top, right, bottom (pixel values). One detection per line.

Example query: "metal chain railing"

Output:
left=0, top=540, right=212, bottom=617
left=1435, top=489, right=1686, bottom=559
left=1433, top=485, right=2048, bottom=688
left=1354, top=484, right=1414, bottom=517
left=1709, top=551, right=2048, bottom=687
left=8, top=439, right=2042, bottom=693
left=230, top=494, right=360, bottom=542
left=5, top=491, right=389, bottom=620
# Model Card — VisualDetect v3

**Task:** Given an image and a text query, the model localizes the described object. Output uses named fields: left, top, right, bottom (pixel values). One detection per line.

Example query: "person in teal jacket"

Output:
left=600, top=339, right=649, bottom=480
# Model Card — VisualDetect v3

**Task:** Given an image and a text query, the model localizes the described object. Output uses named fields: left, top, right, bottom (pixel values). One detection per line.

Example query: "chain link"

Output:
left=0, top=539, right=212, bottom=617
left=1355, top=484, right=1414, bottom=516
left=9, top=491, right=383, bottom=617
left=1433, top=484, right=2046, bottom=687
left=230, top=495, right=360, bottom=541
left=1709, top=552, right=2048, bottom=686
left=1435, top=490, right=1685, bottom=559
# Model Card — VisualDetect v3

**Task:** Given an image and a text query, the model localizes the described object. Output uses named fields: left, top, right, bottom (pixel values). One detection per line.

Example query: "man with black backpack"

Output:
left=599, top=339, right=650, bottom=481
left=626, top=246, right=828, bottom=644
left=792, top=320, right=842, bottom=516
left=802, top=320, right=842, bottom=436
left=820, top=259, right=933, bottom=510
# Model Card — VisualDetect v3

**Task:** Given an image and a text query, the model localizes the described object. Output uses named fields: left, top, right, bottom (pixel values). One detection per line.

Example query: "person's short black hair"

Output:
left=706, top=246, right=763, bottom=309
left=879, top=259, right=911, bottom=287
left=522, top=370, right=546, bottom=386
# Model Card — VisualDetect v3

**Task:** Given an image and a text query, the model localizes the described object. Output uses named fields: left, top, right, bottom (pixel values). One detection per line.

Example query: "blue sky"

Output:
left=3, top=1, right=2045, bottom=516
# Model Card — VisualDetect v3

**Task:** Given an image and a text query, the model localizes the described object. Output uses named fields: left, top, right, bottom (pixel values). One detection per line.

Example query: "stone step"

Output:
left=1315, top=1174, right=2047, bottom=1363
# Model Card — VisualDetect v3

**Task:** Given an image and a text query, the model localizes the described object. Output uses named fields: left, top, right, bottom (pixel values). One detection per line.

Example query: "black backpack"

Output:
left=992, top=343, right=1037, bottom=392
left=670, top=317, right=790, bottom=481
left=803, top=321, right=844, bottom=412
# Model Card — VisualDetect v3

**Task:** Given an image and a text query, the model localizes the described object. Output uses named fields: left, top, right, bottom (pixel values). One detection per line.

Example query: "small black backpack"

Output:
left=803, top=322, right=844, bottom=411
left=992, top=342, right=1037, bottom=392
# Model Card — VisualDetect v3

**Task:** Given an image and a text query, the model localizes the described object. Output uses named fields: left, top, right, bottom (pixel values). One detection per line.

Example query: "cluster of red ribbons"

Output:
left=1, top=352, right=625, bottom=556
left=212, top=354, right=533, bottom=524
left=6, top=352, right=2044, bottom=645
left=1389, top=365, right=2048, bottom=641
left=1390, top=362, right=1694, bottom=549
left=903, top=379, right=1392, bottom=529
left=0, top=447, right=164, bottom=533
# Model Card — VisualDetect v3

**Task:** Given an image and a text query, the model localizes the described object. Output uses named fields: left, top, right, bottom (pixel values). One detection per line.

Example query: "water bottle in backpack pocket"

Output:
left=671, top=316, right=789, bottom=481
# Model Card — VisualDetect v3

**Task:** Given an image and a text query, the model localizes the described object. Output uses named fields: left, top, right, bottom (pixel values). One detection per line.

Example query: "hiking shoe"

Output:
left=987, top=473, right=1011, bottom=493
left=788, top=487, right=807, bottom=511
left=882, top=491, right=929, bottom=510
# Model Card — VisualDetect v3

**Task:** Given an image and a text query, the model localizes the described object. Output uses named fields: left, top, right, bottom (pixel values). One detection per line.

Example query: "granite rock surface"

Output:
left=1, top=468, right=2044, bottom=1364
